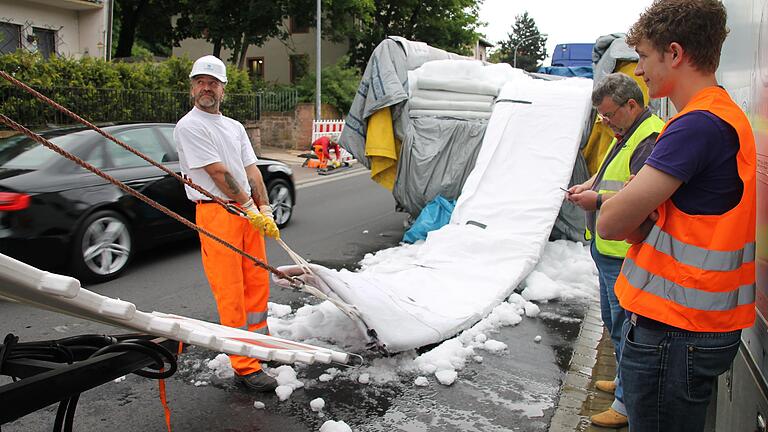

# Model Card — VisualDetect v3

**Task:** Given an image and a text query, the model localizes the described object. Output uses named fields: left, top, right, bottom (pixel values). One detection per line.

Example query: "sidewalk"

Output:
left=258, top=145, right=317, bottom=185
left=549, top=301, right=628, bottom=432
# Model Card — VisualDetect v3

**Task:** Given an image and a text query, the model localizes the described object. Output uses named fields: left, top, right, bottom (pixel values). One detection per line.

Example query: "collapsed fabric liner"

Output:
left=416, top=76, right=500, bottom=97
left=408, top=109, right=491, bottom=119
left=276, top=76, right=593, bottom=353
left=410, top=89, right=495, bottom=104
left=409, top=98, right=492, bottom=112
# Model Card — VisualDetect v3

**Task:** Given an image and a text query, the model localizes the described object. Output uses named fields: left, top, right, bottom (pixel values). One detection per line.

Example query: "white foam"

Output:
left=268, top=302, right=292, bottom=318
left=310, top=398, right=325, bottom=412
left=268, top=239, right=598, bottom=387
left=435, top=369, right=458, bottom=386
left=319, top=420, right=353, bottom=432
left=275, top=385, right=293, bottom=401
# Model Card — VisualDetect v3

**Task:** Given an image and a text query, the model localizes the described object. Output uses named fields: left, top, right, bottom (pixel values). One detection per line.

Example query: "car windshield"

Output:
left=0, top=133, right=86, bottom=169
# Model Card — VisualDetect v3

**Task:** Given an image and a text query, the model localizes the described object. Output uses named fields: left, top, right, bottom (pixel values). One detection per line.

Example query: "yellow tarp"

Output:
left=581, top=61, right=652, bottom=176
left=366, top=107, right=401, bottom=191
left=583, top=119, right=616, bottom=175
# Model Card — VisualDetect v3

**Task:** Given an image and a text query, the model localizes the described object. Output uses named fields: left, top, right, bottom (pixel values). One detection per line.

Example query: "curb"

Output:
left=549, top=300, right=604, bottom=432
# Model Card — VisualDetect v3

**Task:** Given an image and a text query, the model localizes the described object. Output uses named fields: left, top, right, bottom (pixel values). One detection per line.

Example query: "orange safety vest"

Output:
left=615, top=86, right=757, bottom=332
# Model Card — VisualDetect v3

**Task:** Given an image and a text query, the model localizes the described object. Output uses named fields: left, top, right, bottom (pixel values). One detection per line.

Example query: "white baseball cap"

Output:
left=189, top=55, right=228, bottom=84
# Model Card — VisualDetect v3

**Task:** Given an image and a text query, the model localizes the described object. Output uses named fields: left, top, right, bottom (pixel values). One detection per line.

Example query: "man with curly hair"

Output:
left=597, top=1, right=756, bottom=430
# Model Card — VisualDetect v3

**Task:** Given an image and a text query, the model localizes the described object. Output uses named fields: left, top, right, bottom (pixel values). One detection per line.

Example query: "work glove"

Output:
left=259, top=204, right=280, bottom=239
left=241, top=198, right=268, bottom=235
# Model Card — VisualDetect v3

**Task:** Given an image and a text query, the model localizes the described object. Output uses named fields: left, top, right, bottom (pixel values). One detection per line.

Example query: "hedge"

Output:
left=0, top=52, right=260, bottom=126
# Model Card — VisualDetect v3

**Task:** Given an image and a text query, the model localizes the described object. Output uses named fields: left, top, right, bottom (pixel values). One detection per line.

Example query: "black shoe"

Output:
left=234, top=370, right=278, bottom=392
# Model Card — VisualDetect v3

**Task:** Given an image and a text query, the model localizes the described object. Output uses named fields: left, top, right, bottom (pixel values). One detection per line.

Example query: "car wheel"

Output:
left=71, top=210, right=133, bottom=283
left=267, top=178, right=293, bottom=228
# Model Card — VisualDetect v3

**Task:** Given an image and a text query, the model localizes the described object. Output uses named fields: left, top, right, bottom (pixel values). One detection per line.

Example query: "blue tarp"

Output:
left=536, top=66, right=593, bottom=79
left=402, top=195, right=456, bottom=243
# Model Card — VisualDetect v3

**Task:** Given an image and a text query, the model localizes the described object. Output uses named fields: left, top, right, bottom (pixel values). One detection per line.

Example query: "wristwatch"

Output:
left=596, top=193, right=603, bottom=210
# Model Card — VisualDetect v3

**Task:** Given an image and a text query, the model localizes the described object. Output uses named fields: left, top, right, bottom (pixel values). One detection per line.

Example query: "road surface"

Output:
left=0, top=170, right=588, bottom=431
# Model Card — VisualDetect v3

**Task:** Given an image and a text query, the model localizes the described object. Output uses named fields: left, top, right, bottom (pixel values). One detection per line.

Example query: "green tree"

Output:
left=348, top=0, right=483, bottom=69
left=295, top=55, right=361, bottom=113
left=173, top=0, right=372, bottom=69
left=114, top=0, right=181, bottom=58
left=489, top=12, right=547, bottom=72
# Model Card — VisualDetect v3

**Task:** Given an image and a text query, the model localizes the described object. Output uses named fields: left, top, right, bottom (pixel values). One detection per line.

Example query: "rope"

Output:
left=276, top=238, right=313, bottom=275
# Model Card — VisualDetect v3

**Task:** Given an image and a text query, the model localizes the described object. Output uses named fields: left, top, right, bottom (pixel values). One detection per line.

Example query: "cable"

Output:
left=0, top=334, right=177, bottom=431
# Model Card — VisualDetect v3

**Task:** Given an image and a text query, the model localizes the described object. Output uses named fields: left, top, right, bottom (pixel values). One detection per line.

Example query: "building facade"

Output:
left=173, top=20, right=348, bottom=85
left=0, top=0, right=111, bottom=59
left=474, top=37, right=493, bottom=62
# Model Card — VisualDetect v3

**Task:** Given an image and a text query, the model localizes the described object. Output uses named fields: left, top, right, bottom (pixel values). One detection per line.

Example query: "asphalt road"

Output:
left=0, top=170, right=587, bottom=432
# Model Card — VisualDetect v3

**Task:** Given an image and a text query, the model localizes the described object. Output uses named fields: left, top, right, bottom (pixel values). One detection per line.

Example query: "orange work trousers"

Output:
left=196, top=203, right=270, bottom=375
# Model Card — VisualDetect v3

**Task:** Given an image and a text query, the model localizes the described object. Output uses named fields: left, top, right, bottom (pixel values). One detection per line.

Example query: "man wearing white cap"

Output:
left=174, top=55, right=279, bottom=392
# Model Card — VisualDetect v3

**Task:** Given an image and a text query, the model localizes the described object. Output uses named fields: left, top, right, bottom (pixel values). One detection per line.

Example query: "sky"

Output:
left=478, top=0, right=655, bottom=63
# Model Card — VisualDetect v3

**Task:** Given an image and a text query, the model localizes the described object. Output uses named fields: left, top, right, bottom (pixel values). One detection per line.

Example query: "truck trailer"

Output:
left=715, top=0, right=768, bottom=430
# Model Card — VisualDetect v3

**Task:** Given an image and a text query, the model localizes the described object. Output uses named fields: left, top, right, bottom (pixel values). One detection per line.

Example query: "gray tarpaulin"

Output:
left=339, top=37, right=464, bottom=168
left=339, top=38, right=409, bottom=167
left=592, top=34, right=639, bottom=85
left=551, top=154, right=589, bottom=241
left=393, top=117, right=487, bottom=216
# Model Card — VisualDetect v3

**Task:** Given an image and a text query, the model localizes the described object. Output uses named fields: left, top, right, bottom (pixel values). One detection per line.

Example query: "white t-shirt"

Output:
left=174, top=107, right=258, bottom=201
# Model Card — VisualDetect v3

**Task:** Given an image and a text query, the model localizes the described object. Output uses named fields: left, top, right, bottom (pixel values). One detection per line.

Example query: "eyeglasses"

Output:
left=598, top=101, right=627, bottom=121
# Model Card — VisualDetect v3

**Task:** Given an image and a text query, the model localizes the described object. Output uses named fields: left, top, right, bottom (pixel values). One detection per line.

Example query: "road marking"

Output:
left=296, top=168, right=368, bottom=190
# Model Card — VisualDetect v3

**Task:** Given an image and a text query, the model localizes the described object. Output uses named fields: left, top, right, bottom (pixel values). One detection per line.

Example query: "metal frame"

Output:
left=0, top=335, right=178, bottom=424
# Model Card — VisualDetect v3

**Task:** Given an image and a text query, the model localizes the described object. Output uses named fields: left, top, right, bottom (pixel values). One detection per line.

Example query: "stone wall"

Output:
left=243, top=122, right=262, bottom=154
left=252, top=103, right=341, bottom=154
left=253, top=112, right=296, bottom=151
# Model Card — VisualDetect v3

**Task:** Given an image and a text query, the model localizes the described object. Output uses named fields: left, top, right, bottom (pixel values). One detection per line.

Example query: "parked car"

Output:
left=0, top=123, right=295, bottom=283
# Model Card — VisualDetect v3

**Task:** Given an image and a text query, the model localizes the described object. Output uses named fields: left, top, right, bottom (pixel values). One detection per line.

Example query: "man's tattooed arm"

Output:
left=202, top=162, right=250, bottom=204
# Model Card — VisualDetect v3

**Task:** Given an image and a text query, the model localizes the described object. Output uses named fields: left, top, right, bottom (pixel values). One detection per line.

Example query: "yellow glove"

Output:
left=242, top=199, right=266, bottom=235
left=259, top=204, right=280, bottom=239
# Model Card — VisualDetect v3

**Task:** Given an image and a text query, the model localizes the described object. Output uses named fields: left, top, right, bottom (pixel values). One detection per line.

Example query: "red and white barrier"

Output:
left=312, top=120, right=353, bottom=161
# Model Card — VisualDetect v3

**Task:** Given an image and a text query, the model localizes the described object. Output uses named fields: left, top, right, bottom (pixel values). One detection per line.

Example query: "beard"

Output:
left=194, top=92, right=221, bottom=110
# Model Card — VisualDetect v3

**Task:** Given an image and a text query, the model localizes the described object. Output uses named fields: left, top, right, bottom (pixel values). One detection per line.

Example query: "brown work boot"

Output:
left=590, top=408, right=628, bottom=428
left=234, top=370, right=278, bottom=392
left=595, top=379, right=617, bottom=394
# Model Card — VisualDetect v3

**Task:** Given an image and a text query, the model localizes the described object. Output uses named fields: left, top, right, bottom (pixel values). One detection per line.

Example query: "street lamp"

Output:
left=513, top=33, right=547, bottom=69
left=315, top=0, right=322, bottom=120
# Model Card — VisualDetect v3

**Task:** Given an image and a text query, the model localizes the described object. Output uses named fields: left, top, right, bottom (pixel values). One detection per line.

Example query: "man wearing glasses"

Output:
left=567, top=72, right=664, bottom=428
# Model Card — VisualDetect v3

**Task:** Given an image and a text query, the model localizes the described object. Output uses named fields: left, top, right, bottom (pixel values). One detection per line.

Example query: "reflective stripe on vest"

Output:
left=596, top=179, right=625, bottom=191
left=614, top=86, right=757, bottom=332
left=622, top=257, right=755, bottom=311
left=644, top=224, right=756, bottom=271
left=586, top=114, right=664, bottom=258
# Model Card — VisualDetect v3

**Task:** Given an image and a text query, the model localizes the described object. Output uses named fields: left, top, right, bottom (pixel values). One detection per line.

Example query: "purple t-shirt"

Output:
left=645, top=110, right=742, bottom=215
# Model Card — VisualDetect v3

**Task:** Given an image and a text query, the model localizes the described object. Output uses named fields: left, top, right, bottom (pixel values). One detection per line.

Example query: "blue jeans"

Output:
left=590, top=242, right=627, bottom=415
left=620, top=320, right=741, bottom=431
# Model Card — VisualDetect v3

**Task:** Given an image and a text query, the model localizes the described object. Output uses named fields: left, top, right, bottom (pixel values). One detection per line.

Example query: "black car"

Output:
left=0, top=123, right=295, bottom=283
